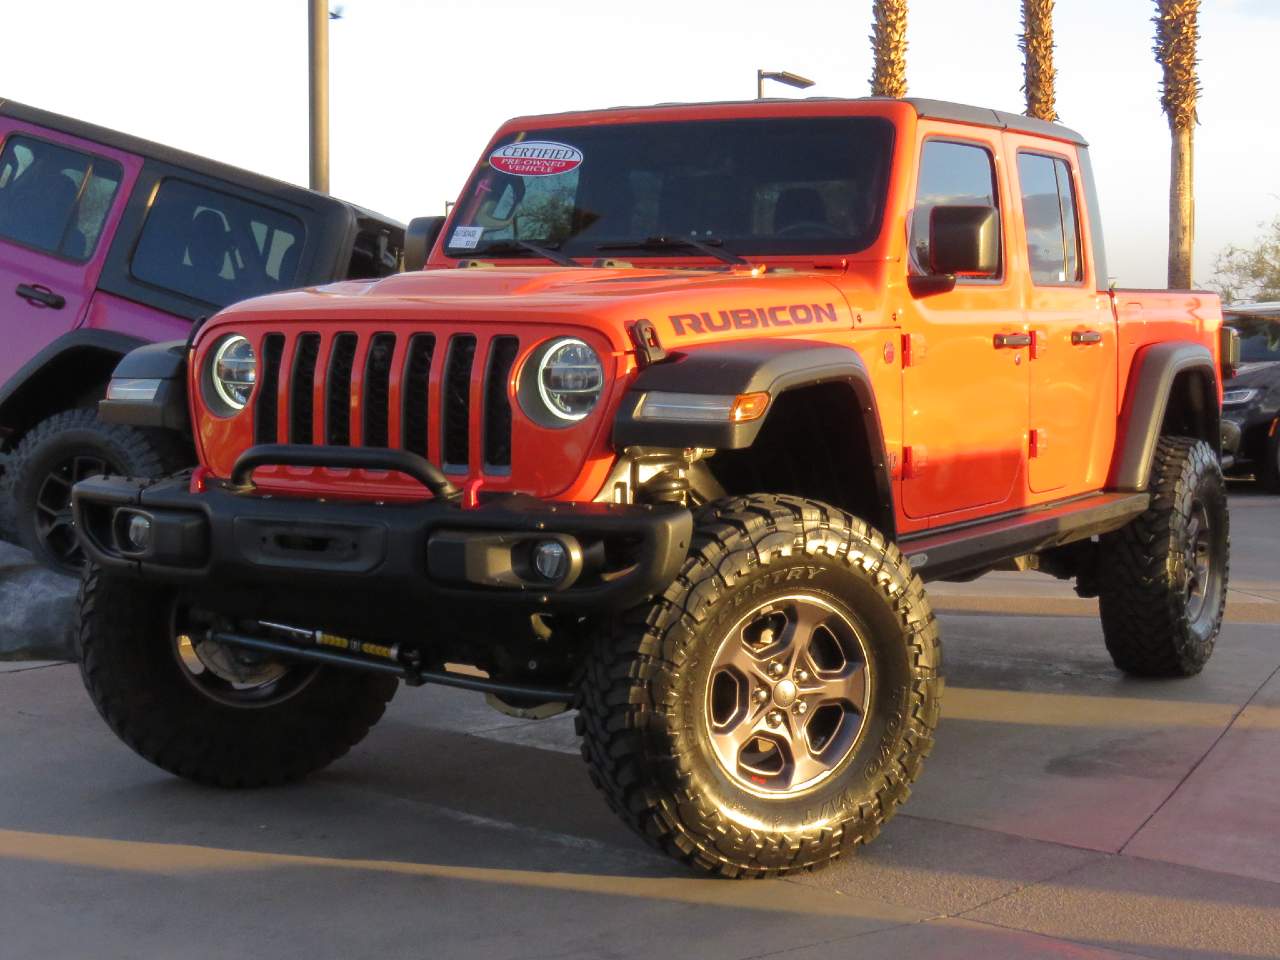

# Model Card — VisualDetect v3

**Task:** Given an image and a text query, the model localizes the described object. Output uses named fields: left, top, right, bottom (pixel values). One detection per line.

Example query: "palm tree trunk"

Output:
left=1154, top=0, right=1201, bottom=290
left=870, top=0, right=908, bottom=98
left=1021, top=0, right=1058, bottom=121
left=1168, top=125, right=1195, bottom=290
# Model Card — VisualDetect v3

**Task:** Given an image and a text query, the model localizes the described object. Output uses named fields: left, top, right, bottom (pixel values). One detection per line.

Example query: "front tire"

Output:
left=577, top=495, right=941, bottom=877
left=78, top=567, right=398, bottom=787
left=1097, top=437, right=1229, bottom=677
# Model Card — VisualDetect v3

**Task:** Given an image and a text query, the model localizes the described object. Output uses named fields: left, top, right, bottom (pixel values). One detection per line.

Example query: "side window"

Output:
left=0, top=135, right=121, bottom=260
left=131, top=179, right=304, bottom=307
left=1017, top=153, right=1083, bottom=285
left=910, top=140, right=1000, bottom=276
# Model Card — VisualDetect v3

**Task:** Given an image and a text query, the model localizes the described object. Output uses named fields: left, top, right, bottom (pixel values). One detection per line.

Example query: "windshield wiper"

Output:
left=464, top=239, right=582, bottom=268
left=596, top=236, right=750, bottom=266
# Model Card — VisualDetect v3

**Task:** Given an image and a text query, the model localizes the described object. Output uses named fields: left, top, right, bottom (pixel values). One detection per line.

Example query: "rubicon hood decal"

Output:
left=668, top=302, right=841, bottom=336
left=489, top=141, right=583, bottom=177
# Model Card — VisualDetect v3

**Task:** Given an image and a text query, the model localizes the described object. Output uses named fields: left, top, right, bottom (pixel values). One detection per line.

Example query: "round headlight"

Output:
left=210, top=335, right=257, bottom=410
left=536, top=338, right=603, bottom=422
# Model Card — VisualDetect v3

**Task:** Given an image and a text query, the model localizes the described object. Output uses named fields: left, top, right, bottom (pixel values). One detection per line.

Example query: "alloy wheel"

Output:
left=704, top=594, right=872, bottom=797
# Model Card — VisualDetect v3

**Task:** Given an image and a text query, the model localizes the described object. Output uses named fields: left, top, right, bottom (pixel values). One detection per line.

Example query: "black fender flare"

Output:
left=96, top=340, right=190, bottom=431
left=612, top=338, right=894, bottom=528
left=1111, top=341, right=1219, bottom=491
left=0, top=329, right=146, bottom=432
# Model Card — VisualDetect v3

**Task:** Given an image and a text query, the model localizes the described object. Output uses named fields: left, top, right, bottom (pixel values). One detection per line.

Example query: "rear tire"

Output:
left=78, top=566, right=398, bottom=787
left=1260, top=432, right=1280, bottom=494
left=1097, top=437, right=1229, bottom=677
left=577, top=495, right=941, bottom=877
left=7, top=409, right=189, bottom=574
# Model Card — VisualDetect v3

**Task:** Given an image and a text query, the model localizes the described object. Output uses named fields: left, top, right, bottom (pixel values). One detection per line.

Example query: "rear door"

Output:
left=1008, top=141, right=1117, bottom=497
left=900, top=133, right=1029, bottom=520
left=0, top=123, right=132, bottom=385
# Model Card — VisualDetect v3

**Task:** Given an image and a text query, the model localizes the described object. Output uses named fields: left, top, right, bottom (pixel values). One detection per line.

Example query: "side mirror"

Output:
left=928, top=206, right=1000, bottom=278
left=404, top=215, right=446, bottom=271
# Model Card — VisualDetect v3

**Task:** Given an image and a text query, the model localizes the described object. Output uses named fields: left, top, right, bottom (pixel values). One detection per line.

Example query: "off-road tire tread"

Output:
left=1098, top=437, right=1228, bottom=677
left=576, top=494, right=941, bottom=878
left=78, top=566, right=397, bottom=788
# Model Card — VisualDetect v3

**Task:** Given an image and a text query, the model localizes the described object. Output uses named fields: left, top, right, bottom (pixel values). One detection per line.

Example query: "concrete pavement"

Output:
left=0, top=491, right=1276, bottom=959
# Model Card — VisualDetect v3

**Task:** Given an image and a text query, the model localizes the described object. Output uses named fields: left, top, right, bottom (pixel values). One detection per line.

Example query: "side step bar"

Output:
left=900, top=491, right=1151, bottom=582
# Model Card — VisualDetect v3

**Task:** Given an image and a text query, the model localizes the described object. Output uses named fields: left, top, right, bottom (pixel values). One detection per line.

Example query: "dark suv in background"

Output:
left=1221, top=305, right=1280, bottom=491
left=0, top=99, right=404, bottom=572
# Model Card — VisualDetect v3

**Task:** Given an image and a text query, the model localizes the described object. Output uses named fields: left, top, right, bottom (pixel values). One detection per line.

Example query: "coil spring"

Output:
left=640, top=470, right=690, bottom=506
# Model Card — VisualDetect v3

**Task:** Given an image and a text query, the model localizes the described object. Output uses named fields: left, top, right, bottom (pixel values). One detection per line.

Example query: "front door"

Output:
left=901, top=136, right=1029, bottom=520
left=0, top=124, right=128, bottom=386
left=1011, top=145, right=1117, bottom=497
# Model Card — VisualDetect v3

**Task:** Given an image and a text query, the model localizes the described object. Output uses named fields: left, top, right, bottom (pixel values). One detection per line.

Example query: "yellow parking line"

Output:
left=944, top=686, right=1279, bottom=730
left=0, top=828, right=922, bottom=923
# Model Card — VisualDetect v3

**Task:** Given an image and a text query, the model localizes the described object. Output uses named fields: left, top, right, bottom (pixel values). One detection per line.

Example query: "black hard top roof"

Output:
left=0, top=98, right=403, bottom=226
left=546, top=95, right=1089, bottom=147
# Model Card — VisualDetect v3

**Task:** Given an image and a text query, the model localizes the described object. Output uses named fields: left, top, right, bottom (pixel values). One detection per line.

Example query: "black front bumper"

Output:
left=72, top=474, right=692, bottom=613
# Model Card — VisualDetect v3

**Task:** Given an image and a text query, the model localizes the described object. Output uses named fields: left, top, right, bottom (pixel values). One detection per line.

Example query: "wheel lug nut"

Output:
left=795, top=669, right=810, bottom=683
left=768, top=662, right=785, bottom=678
left=794, top=701, right=809, bottom=715
left=766, top=710, right=783, bottom=727
left=754, top=688, right=769, bottom=704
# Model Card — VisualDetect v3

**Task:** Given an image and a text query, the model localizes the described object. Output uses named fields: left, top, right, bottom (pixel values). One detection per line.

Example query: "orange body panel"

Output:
left=187, top=98, right=1222, bottom=538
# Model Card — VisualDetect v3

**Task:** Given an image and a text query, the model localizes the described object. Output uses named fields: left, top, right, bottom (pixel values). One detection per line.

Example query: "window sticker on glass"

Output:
left=449, top=225, right=485, bottom=249
left=488, top=141, right=583, bottom=177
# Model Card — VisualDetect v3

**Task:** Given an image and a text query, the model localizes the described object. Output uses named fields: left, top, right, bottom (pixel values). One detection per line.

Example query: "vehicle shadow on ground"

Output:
left=2, top=653, right=1278, bottom=960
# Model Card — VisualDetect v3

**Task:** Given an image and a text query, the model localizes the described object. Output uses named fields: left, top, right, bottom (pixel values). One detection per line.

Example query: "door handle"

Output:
left=1071, top=330, right=1103, bottom=345
left=16, top=284, right=66, bottom=309
left=993, top=332, right=1032, bottom=349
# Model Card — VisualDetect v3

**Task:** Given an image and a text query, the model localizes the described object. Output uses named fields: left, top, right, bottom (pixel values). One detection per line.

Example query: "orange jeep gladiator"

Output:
left=71, top=97, right=1231, bottom=877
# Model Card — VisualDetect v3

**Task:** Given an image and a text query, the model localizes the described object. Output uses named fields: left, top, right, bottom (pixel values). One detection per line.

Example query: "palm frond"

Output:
left=1153, top=0, right=1201, bottom=130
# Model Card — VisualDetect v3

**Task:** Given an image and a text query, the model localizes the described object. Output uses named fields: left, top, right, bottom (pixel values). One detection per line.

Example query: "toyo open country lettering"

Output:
left=72, top=96, right=1230, bottom=878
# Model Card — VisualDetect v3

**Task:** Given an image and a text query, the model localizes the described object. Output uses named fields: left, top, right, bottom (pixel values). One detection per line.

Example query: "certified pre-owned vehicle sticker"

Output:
left=449, top=225, right=485, bottom=249
left=489, top=141, right=583, bottom=177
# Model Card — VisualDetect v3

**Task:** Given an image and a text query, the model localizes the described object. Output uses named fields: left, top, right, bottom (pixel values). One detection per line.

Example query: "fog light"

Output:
left=125, top=513, right=152, bottom=551
left=532, top=540, right=569, bottom=582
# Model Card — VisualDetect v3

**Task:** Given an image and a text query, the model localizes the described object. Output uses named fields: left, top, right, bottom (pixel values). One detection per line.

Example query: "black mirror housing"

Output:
left=928, top=206, right=999, bottom=278
left=404, top=216, right=447, bottom=271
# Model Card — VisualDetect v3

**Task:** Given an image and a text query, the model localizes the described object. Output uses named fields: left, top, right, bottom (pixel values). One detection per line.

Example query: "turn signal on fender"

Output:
left=730, top=392, right=771, bottom=422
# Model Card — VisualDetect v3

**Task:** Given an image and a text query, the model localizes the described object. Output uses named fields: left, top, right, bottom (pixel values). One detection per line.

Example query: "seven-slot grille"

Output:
left=253, top=330, right=521, bottom=476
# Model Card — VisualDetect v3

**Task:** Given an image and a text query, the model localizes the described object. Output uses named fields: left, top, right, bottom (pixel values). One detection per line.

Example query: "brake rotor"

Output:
left=176, top=633, right=289, bottom=689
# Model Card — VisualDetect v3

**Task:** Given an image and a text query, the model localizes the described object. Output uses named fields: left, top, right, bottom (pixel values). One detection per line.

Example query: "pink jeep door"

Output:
left=0, top=122, right=137, bottom=385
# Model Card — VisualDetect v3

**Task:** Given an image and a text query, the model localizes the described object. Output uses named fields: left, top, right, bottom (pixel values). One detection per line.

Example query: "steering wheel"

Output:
left=776, top=221, right=845, bottom=238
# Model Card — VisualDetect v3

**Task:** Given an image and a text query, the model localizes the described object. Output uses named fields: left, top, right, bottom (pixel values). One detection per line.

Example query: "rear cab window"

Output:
left=1016, top=152, right=1083, bottom=285
left=0, top=135, right=122, bottom=261
left=130, top=178, right=304, bottom=306
left=909, top=139, right=1002, bottom=279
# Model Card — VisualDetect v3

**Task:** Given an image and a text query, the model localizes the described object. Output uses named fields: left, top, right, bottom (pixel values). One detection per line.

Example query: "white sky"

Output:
left=5, top=0, right=1275, bottom=289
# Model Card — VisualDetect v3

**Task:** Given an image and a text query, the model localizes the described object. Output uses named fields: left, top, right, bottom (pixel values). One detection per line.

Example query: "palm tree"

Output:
left=1021, top=0, right=1058, bottom=121
left=1153, top=0, right=1201, bottom=289
left=870, top=0, right=908, bottom=98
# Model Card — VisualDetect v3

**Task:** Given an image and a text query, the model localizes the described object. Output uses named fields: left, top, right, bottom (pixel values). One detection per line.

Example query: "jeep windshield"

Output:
left=445, top=116, right=894, bottom=262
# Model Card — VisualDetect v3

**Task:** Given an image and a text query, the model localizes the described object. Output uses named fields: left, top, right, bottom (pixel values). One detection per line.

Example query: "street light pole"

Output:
left=308, top=0, right=329, bottom=193
left=756, top=69, right=816, bottom=99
